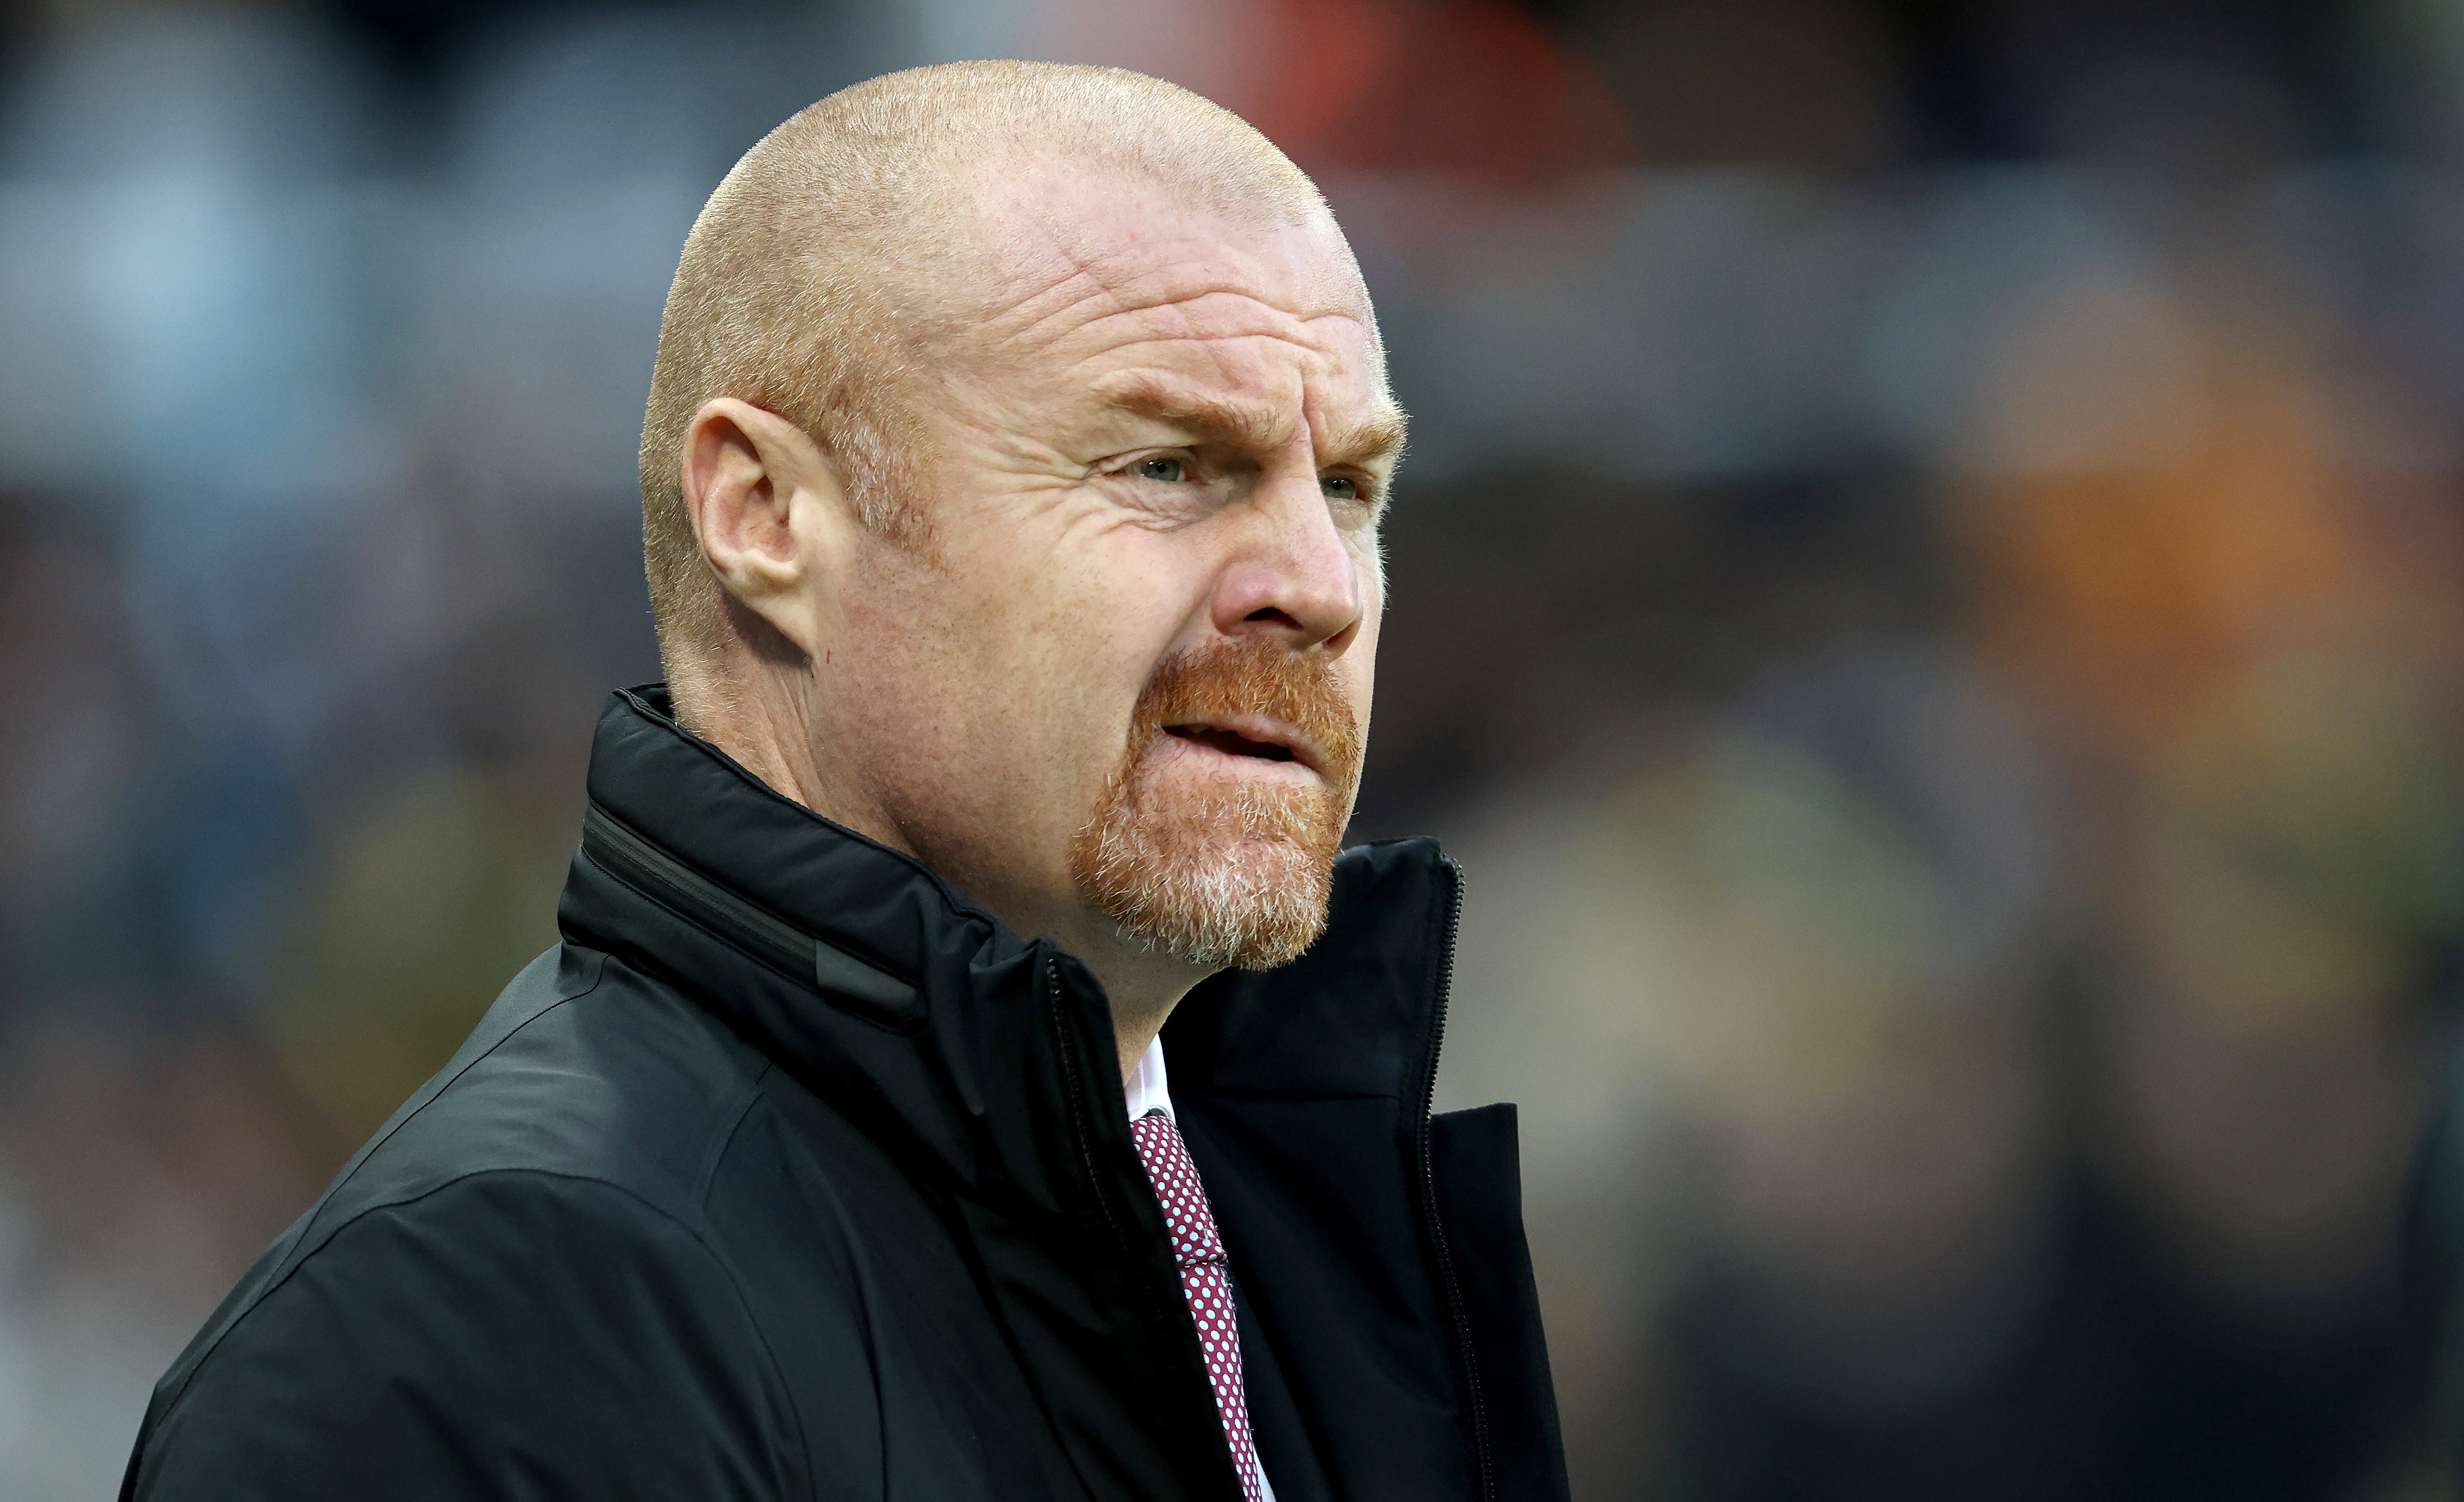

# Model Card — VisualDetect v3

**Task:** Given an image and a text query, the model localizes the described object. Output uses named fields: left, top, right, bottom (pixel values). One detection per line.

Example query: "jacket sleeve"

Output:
left=125, top=1169, right=807, bottom=1502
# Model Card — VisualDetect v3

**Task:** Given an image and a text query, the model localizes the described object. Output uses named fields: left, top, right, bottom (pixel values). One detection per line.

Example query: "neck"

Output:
left=985, top=887, right=1219, bottom=1082
left=1066, top=931, right=1219, bottom=1085
left=685, top=661, right=911, bottom=857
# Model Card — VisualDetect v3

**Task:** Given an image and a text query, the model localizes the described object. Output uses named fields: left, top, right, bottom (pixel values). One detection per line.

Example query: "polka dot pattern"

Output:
left=1131, top=1109, right=1268, bottom=1502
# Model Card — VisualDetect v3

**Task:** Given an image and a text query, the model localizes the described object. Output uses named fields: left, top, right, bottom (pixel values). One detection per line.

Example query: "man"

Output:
left=122, top=61, right=1564, bottom=1502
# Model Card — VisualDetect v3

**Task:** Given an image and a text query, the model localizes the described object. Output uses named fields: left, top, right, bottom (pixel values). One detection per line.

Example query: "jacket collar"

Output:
left=556, top=683, right=1453, bottom=1203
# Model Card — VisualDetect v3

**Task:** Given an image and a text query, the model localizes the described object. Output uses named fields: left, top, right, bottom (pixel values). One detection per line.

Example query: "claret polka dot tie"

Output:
left=1130, top=1109, right=1268, bottom=1502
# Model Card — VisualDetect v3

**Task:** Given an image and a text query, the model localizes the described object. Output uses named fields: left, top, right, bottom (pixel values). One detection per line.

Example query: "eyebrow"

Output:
left=1326, top=408, right=1410, bottom=469
left=1101, top=376, right=1409, bottom=469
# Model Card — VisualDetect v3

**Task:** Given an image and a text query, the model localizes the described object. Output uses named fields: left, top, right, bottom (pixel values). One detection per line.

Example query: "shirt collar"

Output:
left=1123, top=1036, right=1173, bottom=1122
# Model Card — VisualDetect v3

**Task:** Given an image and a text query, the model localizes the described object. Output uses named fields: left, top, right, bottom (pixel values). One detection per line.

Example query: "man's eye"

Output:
left=1322, top=475, right=1359, bottom=501
left=1137, top=456, right=1186, bottom=483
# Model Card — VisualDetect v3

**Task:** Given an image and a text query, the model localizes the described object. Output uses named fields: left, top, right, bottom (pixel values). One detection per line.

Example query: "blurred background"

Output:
left=3, top=0, right=2464, bottom=1496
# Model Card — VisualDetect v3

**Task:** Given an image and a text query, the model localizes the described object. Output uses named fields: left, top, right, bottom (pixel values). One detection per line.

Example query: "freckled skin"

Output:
left=682, top=164, right=1403, bottom=1075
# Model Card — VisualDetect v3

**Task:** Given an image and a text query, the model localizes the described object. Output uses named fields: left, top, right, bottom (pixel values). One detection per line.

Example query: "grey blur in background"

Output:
left=4, top=0, right=2464, bottom=1498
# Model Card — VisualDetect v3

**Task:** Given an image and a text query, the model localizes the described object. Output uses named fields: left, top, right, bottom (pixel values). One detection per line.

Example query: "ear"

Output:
left=680, top=398, right=851, bottom=659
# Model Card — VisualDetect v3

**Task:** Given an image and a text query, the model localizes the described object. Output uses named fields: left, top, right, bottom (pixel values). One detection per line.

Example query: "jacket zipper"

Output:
left=579, top=801, right=921, bottom=1030
left=1415, top=854, right=1494, bottom=1502
left=1045, top=952, right=1137, bottom=1259
left=1045, top=952, right=1248, bottom=1502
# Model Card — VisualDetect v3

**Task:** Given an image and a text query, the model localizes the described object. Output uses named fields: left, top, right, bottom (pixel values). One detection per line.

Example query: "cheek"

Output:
left=960, top=529, right=1205, bottom=775
left=1349, top=548, right=1384, bottom=662
left=1058, top=525, right=1218, bottom=647
left=829, top=574, right=969, bottom=775
left=1346, top=610, right=1380, bottom=731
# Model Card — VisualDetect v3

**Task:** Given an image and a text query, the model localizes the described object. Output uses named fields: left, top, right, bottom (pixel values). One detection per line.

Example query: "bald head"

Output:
left=639, top=61, right=1335, bottom=692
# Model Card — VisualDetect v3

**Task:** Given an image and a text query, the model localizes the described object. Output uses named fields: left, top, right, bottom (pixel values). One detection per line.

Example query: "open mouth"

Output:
left=1165, top=723, right=1298, bottom=763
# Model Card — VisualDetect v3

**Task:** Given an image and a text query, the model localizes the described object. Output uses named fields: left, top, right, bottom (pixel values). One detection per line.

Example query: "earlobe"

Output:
left=681, top=398, right=845, bottom=658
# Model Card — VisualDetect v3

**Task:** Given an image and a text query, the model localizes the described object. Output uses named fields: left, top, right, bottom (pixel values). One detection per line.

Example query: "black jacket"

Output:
left=122, top=686, right=1568, bottom=1502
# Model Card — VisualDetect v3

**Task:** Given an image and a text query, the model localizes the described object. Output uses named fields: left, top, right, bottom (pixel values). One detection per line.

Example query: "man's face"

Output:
left=818, top=167, right=1401, bottom=969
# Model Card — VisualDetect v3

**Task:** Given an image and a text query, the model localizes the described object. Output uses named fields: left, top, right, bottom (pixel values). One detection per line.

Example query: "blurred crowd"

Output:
left=4, top=0, right=2464, bottom=1497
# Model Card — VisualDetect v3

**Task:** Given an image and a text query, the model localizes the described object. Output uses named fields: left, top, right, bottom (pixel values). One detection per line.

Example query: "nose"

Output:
left=1208, top=464, right=1366, bottom=654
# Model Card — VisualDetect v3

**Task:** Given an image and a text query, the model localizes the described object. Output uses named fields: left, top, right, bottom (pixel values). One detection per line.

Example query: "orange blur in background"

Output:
left=2, top=1, right=2461, bottom=1498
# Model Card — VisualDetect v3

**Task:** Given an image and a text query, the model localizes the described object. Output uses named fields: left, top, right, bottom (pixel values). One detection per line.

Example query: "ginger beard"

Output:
left=1068, top=639, right=1364, bottom=971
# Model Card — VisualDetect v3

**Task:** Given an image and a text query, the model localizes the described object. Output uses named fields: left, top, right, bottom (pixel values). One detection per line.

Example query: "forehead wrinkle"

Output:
left=992, top=239, right=1362, bottom=340
left=1063, top=290, right=1358, bottom=354
left=1068, top=310, right=1373, bottom=399
left=983, top=189, right=1359, bottom=318
left=1077, top=328, right=1343, bottom=358
left=988, top=263, right=1123, bottom=339
left=977, top=230, right=1374, bottom=378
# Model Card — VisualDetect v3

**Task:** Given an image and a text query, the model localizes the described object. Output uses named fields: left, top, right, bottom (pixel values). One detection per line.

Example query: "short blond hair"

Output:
left=638, top=61, right=1328, bottom=689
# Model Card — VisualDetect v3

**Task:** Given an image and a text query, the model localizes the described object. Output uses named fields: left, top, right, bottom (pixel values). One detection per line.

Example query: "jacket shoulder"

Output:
left=140, top=950, right=776, bottom=1423
left=125, top=947, right=805, bottom=1500
left=323, top=942, right=773, bottom=1223
left=126, top=1168, right=806, bottom=1501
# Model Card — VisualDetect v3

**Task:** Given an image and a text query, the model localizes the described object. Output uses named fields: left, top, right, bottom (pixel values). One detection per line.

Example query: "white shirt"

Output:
left=1124, top=1035, right=1176, bottom=1124
left=1126, top=1038, right=1276, bottom=1502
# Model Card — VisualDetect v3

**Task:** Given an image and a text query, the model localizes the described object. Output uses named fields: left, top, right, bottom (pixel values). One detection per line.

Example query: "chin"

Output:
left=1071, top=805, right=1341, bottom=971
left=1129, top=838, right=1334, bottom=970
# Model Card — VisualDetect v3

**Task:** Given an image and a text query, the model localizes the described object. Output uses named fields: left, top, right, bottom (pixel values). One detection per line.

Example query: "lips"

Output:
left=1122, top=638, right=1361, bottom=797
left=1161, top=713, right=1322, bottom=776
left=1169, top=724, right=1293, bottom=760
